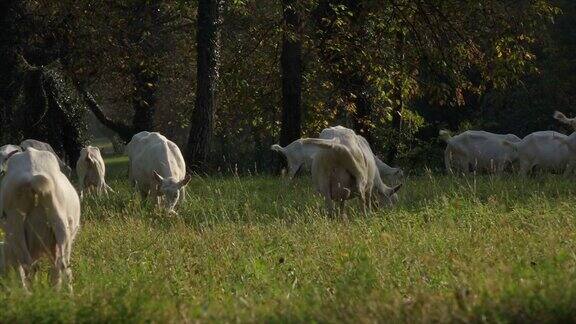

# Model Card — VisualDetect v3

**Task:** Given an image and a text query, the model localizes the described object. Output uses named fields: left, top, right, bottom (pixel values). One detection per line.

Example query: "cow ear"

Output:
left=389, top=183, right=402, bottom=196
left=153, top=171, right=164, bottom=183
left=178, top=174, right=191, bottom=188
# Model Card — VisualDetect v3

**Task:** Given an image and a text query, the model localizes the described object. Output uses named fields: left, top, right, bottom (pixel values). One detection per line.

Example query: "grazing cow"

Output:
left=0, top=144, right=21, bottom=173
left=0, top=148, right=80, bottom=291
left=302, top=128, right=401, bottom=216
left=356, top=135, right=404, bottom=185
left=553, top=111, right=576, bottom=130
left=439, top=130, right=521, bottom=174
left=270, top=139, right=320, bottom=180
left=502, top=131, right=574, bottom=175
left=20, top=139, right=72, bottom=176
left=374, top=155, right=404, bottom=185
left=125, top=131, right=154, bottom=187
left=127, top=132, right=191, bottom=213
left=76, top=146, right=112, bottom=198
left=321, top=126, right=404, bottom=185
left=272, top=126, right=405, bottom=185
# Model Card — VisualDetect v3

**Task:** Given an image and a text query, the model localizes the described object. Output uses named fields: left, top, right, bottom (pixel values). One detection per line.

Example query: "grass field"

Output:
left=1, top=156, right=576, bottom=322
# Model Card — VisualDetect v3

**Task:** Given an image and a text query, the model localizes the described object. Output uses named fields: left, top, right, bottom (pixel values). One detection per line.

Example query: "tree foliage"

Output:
left=0, top=0, right=573, bottom=172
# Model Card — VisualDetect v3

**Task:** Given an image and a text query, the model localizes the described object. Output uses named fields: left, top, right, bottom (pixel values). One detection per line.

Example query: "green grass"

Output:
left=1, top=157, right=576, bottom=322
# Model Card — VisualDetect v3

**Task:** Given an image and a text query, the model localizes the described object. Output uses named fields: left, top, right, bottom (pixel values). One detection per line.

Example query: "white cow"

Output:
left=302, top=128, right=401, bottom=216
left=270, top=139, right=320, bottom=180
left=125, top=131, right=173, bottom=187
left=20, top=139, right=72, bottom=176
left=76, top=146, right=112, bottom=198
left=272, top=127, right=405, bottom=185
left=127, top=132, right=191, bottom=213
left=374, top=155, right=404, bottom=185
left=503, top=131, right=574, bottom=175
left=321, top=126, right=404, bottom=185
left=439, top=130, right=521, bottom=174
left=356, top=135, right=404, bottom=185
left=0, top=148, right=80, bottom=291
left=0, top=144, right=22, bottom=173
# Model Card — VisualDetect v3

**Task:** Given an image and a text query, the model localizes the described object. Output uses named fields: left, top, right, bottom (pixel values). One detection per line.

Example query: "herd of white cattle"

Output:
left=0, top=110, right=575, bottom=291
left=441, top=111, right=576, bottom=175
left=0, top=131, right=189, bottom=291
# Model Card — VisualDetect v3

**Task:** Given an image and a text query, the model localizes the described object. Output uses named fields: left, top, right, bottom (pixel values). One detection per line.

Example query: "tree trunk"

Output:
left=0, top=0, right=22, bottom=141
left=387, top=88, right=403, bottom=163
left=82, top=90, right=135, bottom=143
left=279, top=0, right=303, bottom=147
left=186, top=0, right=223, bottom=171
left=351, top=84, right=373, bottom=144
left=387, top=31, right=405, bottom=163
left=131, top=65, right=158, bottom=132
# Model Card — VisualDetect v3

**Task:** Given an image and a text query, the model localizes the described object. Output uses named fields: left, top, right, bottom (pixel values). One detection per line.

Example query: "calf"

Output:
left=76, top=146, right=112, bottom=198
left=0, top=148, right=80, bottom=291
left=127, top=132, right=191, bottom=213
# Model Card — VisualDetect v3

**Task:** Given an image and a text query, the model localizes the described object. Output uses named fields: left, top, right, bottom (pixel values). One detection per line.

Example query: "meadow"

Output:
left=1, top=156, right=576, bottom=323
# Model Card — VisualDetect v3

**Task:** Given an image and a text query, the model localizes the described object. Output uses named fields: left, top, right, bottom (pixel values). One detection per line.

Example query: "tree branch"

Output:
left=81, top=89, right=134, bottom=143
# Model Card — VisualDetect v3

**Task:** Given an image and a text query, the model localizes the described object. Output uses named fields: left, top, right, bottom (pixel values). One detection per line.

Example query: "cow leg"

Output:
left=519, top=161, right=532, bottom=176
left=358, top=189, right=368, bottom=216
left=49, top=244, right=63, bottom=290
left=63, top=240, right=74, bottom=293
left=50, top=233, right=73, bottom=292
left=78, top=176, right=85, bottom=200
left=2, top=246, right=30, bottom=291
left=564, top=161, right=575, bottom=176
left=17, top=264, right=30, bottom=292
left=338, top=200, right=349, bottom=221
left=324, top=195, right=335, bottom=217
left=128, top=164, right=135, bottom=188
left=445, top=149, right=453, bottom=174
left=4, top=212, right=33, bottom=277
left=139, top=184, right=149, bottom=200
left=179, top=187, right=187, bottom=203
left=366, top=187, right=374, bottom=214
left=45, top=207, right=72, bottom=292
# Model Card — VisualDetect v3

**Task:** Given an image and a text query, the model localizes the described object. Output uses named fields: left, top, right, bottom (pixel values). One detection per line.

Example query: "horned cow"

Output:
left=127, top=132, right=191, bottom=213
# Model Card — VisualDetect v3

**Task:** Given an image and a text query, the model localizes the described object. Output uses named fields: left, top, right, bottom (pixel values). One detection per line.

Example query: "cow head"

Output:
left=375, top=183, right=402, bottom=207
left=153, top=171, right=191, bottom=212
